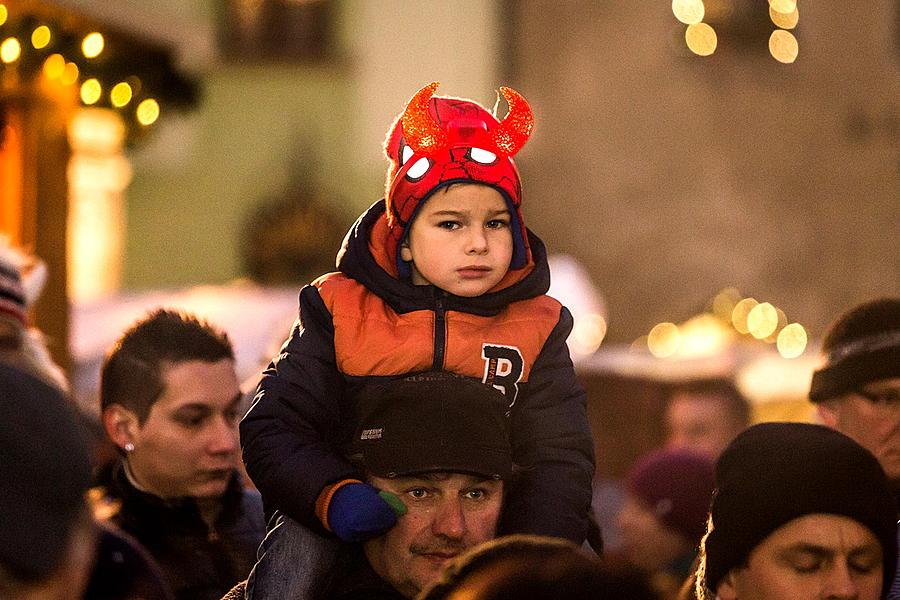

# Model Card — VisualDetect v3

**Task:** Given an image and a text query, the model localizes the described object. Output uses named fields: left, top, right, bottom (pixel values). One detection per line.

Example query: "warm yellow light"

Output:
left=672, top=0, right=704, bottom=25
left=82, top=32, right=104, bottom=59
left=731, top=298, right=758, bottom=334
left=0, top=37, right=21, bottom=64
left=747, top=302, right=779, bottom=339
left=136, top=98, right=160, bottom=126
left=777, top=323, right=807, bottom=358
left=769, top=29, right=798, bottom=64
left=571, top=313, right=608, bottom=356
left=110, top=82, right=133, bottom=107
left=769, top=5, right=799, bottom=29
left=679, top=313, right=732, bottom=357
left=648, top=322, right=681, bottom=358
left=685, top=23, right=717, bottom=57
left=712, top=287, right=742, bottom=321
left=31, top=25, right=51, bottom=49
left=0, top=5, right=7, bottom=27
left=769, top=0, right=796, bottom=14
left=80, top=79, right=102, bottom=105
left=60, top=61, right=79, bottom=85
left=43, top=53, right=65, bottom=79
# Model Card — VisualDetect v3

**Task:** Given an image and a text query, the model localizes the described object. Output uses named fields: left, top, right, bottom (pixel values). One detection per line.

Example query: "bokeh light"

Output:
left=648, top=322, right=681, bottom=358
left=31, top=25, right=51, bottom=49
left=777, top=323, right=807, bottom=358
left=672, top=0, right=704, bottom=25
left=80, top=78, right=102, bottom=105
left=712, top=287, right=742, bottom=321
left=747, top=302, right=779, bottom=339
left=769, top=0, right=797, bottom=14
left=731, top=298, right=758, bottom=334
left=769, top=5, right=799, bottom=29
left=110, top=82, right=133, bottom=107
left=1, top=37, right=21, bottom=64
left=685, top=23, right=717, bottom=56
left=136, top=98, right=160, bottom=126
left=769, top=29, right=799, bottom=63
left=0, top=5, right=7, bottom=27
left=82, top=32, right=104, bottom=59
left=43, top=53, right=65, bottom=79
left=60, top=61, right=79, bottom=85
left=571, top=314, right=608, bottom=356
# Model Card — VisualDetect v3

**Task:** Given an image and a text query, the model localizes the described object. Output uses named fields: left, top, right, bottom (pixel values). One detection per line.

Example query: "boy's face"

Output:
left=400, top=184, right=513, bottom=297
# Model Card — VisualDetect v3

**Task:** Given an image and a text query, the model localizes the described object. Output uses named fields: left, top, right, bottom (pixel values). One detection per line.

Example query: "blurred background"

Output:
left=1, top=0, right=898, bottom=480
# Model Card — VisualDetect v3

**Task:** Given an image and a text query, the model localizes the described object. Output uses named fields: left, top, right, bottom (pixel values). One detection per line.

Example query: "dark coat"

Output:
left=241, top=200, right=595, bottom=543
left=107, top=464, right=265, bottom=600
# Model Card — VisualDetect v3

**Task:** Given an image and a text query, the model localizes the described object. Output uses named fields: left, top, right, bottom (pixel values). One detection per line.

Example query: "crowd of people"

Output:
left=1, top=82, right=899, bottom=600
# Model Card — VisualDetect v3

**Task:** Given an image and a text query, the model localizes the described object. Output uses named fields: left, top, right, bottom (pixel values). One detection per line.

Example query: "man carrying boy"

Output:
left=241, top=82, right=594, bottom=546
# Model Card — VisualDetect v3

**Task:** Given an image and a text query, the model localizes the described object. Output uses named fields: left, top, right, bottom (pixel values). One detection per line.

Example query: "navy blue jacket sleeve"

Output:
left=499, top=305, right=595, bottom=543
left=239, top=285, right=359, bottom=534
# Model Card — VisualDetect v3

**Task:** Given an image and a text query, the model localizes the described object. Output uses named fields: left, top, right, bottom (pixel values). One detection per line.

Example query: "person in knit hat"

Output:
left=695, top=422, right=897, bottom=600
left=616, top=448, right=715, bottom=599
left=809, top=297, right=900, bottom=600
left=241, top=82, right=593, bottom=555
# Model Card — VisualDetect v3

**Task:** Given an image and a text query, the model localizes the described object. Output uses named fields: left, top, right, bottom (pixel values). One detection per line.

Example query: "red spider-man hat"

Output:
left=383, top=82, right=534, bottom=278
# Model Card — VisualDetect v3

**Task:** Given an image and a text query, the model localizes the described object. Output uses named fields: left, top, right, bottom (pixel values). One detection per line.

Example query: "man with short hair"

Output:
left=695, top=422, right=897, bottom=600
left=0, top=362, right=95, bottom=600
left=809, top=298, right=900, bottom=599
left=246, top=372, right=512, bottom=599
left=100, top=309, right=265, bottom=600
left=664, top=378, right=751, bottom=460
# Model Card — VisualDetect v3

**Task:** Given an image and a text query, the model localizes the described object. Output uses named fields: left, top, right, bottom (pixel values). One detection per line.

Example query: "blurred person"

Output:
left=418, top=534, right=658, bottom=600
left=0, top=362, right=95, bottom=599
left=240, top=81, right=594, bottom=553
left=246, top=372, right=511, bottom=599
left=810, top=297, right=900, bottom=599
left=664, top=379, right=751, bottom=460
left=615, top=448, right=715, bottom=599
left=695, top=422, right=897, bottom=600
left=100, top=309, right=265, bottom=600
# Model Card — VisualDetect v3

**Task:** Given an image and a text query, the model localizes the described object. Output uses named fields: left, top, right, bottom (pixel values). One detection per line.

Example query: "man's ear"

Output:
left=817, top=400, right=839, bottom=429
left=400, top=242, right=412, bottom=262
left=102, top=404, right=140, bottom=452
left=715, top=570, right=739, bottom=600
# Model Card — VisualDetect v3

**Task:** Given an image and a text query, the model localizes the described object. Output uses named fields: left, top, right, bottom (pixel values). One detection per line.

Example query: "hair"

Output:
left=419, top=535, right=659, bottom=600
left=822, top=297, right=900, bottom=354
left=667, top=378, right=751, bottom=427
left=100, top=309, right=233, bottom=422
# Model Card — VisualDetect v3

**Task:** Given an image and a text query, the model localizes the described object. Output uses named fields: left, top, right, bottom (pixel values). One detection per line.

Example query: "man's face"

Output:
left=364, top=472, right=503, bottom=598
left=400, top=184, right=513, bottom=297
left=818, top=377, right=900, bottom=483
left=616, top=493, right=691, bottom=571
left=717, top=514, right=883, bottom=600
left=126, top=359, right=242, bottom=499
left=665, top=392, right=743, bottom=459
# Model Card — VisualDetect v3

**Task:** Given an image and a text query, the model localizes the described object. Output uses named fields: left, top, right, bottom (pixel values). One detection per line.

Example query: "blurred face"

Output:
left=616, top=493, right=691, bottom=571
left=717, top=514, right=883, bottom=600
left=126, top=359, right=241, bottom=499
left=400, top=184, right=513, bottom=297
left=364, top=472, right=503, bottom=598
left=665, top=393, right=744, bottom=459
left=819, top=378, right=900, bottom=484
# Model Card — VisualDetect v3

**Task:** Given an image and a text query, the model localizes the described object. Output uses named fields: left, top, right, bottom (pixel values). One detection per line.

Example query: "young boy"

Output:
left=240, top=82, right=595, bottom=545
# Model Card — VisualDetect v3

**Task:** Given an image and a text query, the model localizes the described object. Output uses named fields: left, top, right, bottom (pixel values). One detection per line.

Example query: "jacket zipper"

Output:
left=432, top=293, right=447, bottom=370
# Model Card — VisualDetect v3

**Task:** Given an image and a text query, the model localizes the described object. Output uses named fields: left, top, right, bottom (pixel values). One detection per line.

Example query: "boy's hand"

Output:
left=327, top=482, right=400, bottom=542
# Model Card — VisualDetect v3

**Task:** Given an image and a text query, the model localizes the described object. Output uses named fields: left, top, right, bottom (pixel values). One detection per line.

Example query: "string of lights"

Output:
left=0, top=1, right=198, bottom=138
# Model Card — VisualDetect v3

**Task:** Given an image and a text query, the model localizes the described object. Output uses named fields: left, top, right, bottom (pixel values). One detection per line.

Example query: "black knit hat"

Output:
left=0, top=362, right=92, bottom=581
left=810, top=297, right=900, bottom=402
left=351, top=372, right=512, bottom=480
left=703, top=422, right=897, bottom=596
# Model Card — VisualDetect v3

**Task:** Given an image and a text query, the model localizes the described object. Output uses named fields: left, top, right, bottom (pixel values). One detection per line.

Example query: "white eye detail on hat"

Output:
left=469, top=147, right=497, bottom=164
left=401, top=144, right=414, bottom=166
left=405, top=157, right=431, bottom=180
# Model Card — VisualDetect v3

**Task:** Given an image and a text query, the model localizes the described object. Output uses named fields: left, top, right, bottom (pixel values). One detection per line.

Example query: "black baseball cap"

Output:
left=351, top=372, right=512, bottom=480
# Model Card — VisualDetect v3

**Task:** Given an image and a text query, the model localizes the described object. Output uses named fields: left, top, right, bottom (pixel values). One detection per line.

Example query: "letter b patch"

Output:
left=481, top=344, right=524, bottom=407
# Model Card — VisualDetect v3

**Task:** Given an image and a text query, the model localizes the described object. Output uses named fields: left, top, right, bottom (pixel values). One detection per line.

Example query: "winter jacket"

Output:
left=240, top=200, right=595, bottom=543
left=106, top=463, right=265, bottom=600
